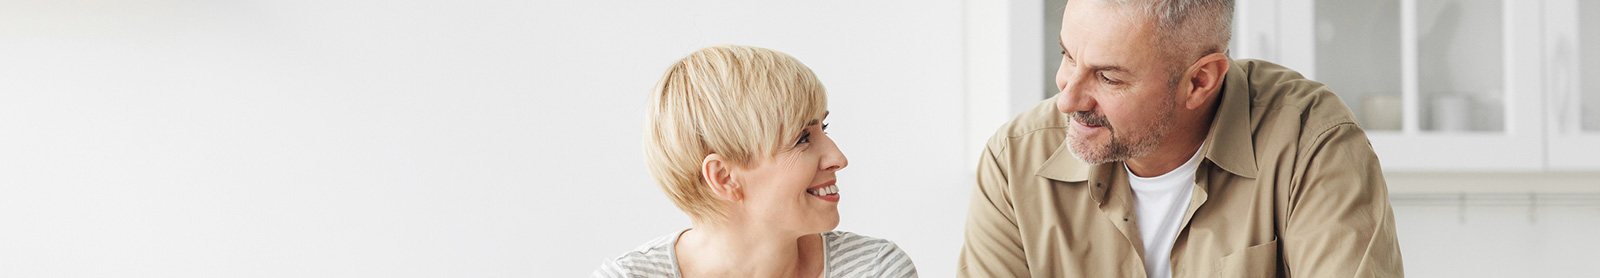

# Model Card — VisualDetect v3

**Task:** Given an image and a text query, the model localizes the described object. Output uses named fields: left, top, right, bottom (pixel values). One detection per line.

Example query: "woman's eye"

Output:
left=796, top=132, right=811, bottom=145
left=821, top=123, right=829, bottom=134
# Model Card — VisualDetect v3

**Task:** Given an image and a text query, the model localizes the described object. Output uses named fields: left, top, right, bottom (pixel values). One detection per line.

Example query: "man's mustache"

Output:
left=1070, top=111, right=1111, bottom=128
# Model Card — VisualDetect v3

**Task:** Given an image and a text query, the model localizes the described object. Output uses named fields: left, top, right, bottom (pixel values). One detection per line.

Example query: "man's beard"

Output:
left=1064, top=95, right=1176, bottom=164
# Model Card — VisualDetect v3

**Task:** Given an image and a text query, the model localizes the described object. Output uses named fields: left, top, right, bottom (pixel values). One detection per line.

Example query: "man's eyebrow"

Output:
left=1059, top=38, right=1069, bottom=56
left=1089, top=64, right=1128, bottom=73
left=1060, top=37, right=1127, bottom=73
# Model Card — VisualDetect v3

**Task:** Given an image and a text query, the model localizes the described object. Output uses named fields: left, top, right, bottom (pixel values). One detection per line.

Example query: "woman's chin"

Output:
left=793, top=214, right=841, bottom=234
left=814, top=214, right=841, bottom=232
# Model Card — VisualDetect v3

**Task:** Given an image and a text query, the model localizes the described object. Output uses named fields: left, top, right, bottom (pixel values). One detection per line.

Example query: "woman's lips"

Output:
left=811, top=192, right=840, bottom=202
left=807, top=180, right=839, bottom=202
left=806, top=180, right=836, bottom=191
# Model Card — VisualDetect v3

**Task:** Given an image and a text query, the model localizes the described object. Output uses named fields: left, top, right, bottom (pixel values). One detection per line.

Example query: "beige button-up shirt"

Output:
left=958, top=59, right=1403, bottom=277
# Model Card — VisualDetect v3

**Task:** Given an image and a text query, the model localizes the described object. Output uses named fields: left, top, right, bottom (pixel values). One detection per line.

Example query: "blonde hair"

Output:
left=643, top=45, right=828, bottom=224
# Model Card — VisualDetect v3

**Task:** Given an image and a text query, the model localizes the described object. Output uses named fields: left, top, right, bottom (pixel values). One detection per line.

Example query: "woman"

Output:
left=592, top=45, right=917, bottom=278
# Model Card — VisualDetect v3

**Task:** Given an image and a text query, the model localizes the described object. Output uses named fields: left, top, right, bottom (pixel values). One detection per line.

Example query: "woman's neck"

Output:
left=675, top=224, right=825, bottom=278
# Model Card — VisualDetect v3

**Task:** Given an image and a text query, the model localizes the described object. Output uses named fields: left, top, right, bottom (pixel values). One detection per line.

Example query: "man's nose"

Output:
left=1055, top=77, right=1094, bottom=114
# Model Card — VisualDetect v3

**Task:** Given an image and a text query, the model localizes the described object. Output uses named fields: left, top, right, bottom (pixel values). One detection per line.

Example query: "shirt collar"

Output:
left=1203, top=61, right=1258, bottom=179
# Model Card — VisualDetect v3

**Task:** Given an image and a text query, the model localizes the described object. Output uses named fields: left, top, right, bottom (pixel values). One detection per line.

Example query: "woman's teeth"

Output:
left=807, top=184, right=838, bottom=196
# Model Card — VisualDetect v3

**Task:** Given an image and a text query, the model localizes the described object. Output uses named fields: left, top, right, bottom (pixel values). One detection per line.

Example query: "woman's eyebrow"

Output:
left=808, top=111, right=831, bottom=126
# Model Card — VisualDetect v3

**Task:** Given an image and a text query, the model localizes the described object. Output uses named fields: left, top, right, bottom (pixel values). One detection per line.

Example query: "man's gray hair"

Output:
left=1101, top=0, right=1234, bottom=60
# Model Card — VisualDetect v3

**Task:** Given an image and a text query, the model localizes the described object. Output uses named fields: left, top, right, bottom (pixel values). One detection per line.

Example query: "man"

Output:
left=958, top=0, right=1403, bottom=277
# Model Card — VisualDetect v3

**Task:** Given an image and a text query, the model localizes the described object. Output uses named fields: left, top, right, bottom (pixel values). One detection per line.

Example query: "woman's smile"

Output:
left=805, top=180, right=840, bottom=202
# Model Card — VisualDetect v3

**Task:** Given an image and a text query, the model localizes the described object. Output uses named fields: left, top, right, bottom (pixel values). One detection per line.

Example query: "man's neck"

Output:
left=1127, top=90, right=1222, bottom=177
left=675, top=224, right=824, bottom=278
left=1125, top=138, right=1204, bottom=178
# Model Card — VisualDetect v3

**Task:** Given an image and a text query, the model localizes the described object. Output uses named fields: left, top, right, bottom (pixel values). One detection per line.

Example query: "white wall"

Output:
left=0, top=1, right=971, bottom=277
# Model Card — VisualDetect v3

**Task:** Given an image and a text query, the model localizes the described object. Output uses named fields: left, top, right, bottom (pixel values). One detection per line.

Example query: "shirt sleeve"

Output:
left=957, top=141, right=1030, bottom=278
left=1283, top=123, right=1405, bottom=277
left=871, top=241, right=919, bottom=278
left=591, top=259, right=631, bottom=278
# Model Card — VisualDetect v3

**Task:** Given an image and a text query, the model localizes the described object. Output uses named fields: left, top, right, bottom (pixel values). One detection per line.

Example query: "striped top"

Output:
left=591, top=229, right=917, bottom=278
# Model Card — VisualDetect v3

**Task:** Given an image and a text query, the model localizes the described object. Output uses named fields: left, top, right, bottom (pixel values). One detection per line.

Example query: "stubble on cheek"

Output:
left=1066, top=111, right=1118, bottom=164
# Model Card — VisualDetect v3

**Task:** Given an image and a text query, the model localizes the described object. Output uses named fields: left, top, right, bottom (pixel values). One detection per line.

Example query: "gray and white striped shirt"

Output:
left=592, top=229, right=917, bottom=278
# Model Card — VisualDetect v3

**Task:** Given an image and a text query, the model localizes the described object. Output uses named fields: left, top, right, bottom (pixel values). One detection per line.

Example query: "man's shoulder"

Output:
left=1231, top=59, right=1361, bottom=138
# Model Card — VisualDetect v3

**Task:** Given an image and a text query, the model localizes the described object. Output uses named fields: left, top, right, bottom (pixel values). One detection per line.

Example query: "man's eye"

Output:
left=1099, top=73, right=1118, bottom=84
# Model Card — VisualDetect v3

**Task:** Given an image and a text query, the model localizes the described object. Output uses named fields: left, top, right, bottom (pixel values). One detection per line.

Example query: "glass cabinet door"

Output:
left=1313, top=0, right=1403, bottom=131
left=1236, top=0, right=1545, bottom=171
left=1544, top=0, right=1600, bottom=169
left=1414, top=0, right=1505, bottom=133
left=1588, top=6, right=1600, bottom=133
left=1313, top=0, right=1510, bottom=133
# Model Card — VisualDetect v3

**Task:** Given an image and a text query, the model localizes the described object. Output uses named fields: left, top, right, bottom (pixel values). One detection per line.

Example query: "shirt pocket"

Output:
left=1213, top=237, right=1278, bottom=278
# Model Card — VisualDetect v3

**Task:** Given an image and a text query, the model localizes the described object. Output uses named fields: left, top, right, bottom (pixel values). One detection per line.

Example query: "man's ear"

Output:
left=1180, top=52, right=1230, bottom=110
left=701, top=153, right=742, bottom=202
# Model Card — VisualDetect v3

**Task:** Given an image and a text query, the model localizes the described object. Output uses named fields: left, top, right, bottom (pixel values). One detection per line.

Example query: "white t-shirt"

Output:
left=1125, top=145, right=1203, bottom=278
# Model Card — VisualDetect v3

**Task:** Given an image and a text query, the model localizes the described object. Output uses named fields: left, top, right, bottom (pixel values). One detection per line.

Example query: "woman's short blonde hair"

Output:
left=643, top=45, right=828, bottom=224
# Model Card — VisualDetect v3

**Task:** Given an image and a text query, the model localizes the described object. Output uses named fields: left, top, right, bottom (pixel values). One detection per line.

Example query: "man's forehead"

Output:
left=1059, top=1, right=1157, bottom=66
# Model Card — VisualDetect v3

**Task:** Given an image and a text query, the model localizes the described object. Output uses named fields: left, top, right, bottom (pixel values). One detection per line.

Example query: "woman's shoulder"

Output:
left=821, top=230, right=894, bottom=251
left=821, top=231, right=918, bottom=278
left=591, top=230, right=687, bottom=278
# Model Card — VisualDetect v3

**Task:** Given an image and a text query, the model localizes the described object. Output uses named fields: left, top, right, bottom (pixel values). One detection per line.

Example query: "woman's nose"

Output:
left=821, top=137, right=847, bottom=172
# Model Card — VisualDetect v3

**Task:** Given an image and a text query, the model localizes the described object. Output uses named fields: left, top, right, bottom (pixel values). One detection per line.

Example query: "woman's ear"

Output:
left=701, top=153, right=742, bottom=202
